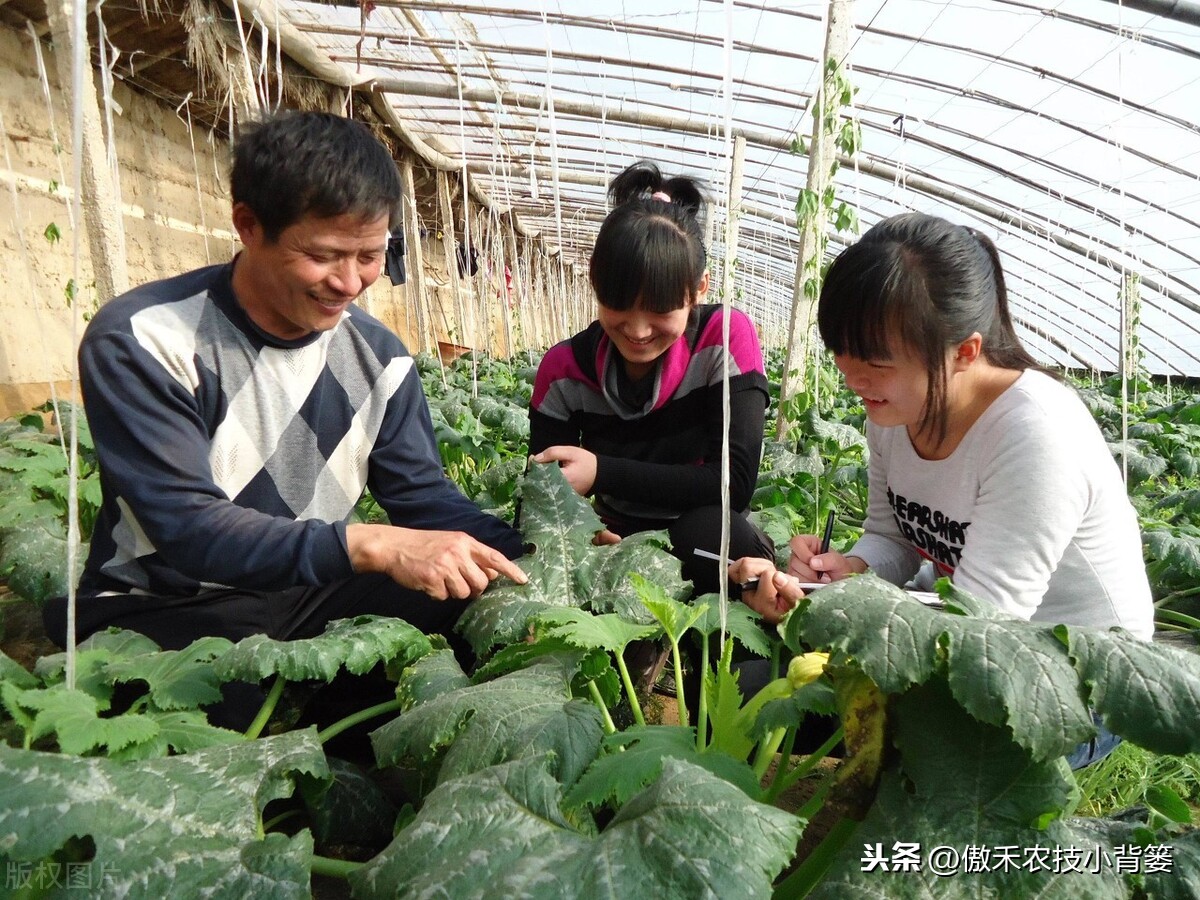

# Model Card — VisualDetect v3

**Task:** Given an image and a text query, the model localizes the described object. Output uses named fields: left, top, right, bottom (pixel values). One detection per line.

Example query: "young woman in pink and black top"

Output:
left=529, top=161, right=773, bottom=594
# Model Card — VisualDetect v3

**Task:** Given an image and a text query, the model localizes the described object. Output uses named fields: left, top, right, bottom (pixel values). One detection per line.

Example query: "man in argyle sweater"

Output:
left=43, top=112, right=526, bottom=724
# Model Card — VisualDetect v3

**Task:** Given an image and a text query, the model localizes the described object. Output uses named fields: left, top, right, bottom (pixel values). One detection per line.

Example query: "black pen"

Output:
left=819, top=508, right=835, bottom=554
left=817, top=508, right=835, bottom=583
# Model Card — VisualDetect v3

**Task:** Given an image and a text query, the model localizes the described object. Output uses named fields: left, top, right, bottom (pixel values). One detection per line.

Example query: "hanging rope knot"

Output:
left=650, top=190, right=672, bottom=203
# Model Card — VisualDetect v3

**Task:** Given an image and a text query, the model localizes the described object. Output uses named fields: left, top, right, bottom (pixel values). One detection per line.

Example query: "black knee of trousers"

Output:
left=669, top=506, right=775, bottom=596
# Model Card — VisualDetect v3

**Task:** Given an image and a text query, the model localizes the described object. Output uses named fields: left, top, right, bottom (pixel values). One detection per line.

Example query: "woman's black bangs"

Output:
left=818, top=248, right=897, bottom=361
left=592, top=220, right=696, bottom=313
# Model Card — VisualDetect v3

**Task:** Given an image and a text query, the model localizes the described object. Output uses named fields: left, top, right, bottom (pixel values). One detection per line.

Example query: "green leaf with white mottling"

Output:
left=458, top=465, right=690, bottom=655
left=350, top=756, right=800, bottom=900
left=301, top=757, right=397, bottom=850
left=394, top=645, right=472, bottom=707
left=1108, top=439, right=1168, bottom=484
left=805, top=406, right=867, bottom=451
left=372, top=652, right=604, bottom=788
left=812, top=681, right=1200, bottom=898
left=758, top=440, right=825, bottom=479
left=214, top=615, right=433, bottom=684
left=584, top=530, right=690, bottom=622
left=0, top=519, right=81, bottom=604
left=1144, top=528, right=1200, bottom=581
left=784, top=575, right=1094, bottom=761
left=0, top=730, right=323, bottom=898
left=1067, top=628, right=1200, bottom=756
left=104, top=636, right=233, bottom=711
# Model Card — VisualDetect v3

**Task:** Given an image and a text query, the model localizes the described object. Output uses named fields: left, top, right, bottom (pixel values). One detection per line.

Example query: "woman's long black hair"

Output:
left=818, top=213, right=1045, bottom=445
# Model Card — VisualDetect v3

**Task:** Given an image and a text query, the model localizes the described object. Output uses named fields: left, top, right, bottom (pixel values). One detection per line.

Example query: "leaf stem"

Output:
left=1155, top=607, right=1200, bottom=630
left=768, top=726, right=844, bottom=802
left=1155, top=586, right=1200, bottom=608
left=244, top=676, right=285, bottom=740
left=613, top=651, right=645, bottom=727
left=263, top=808, right=305, bottom=832
left=669, top=637, right=689, bottom=729
left=696, top=636, right=710, bottom=751
left=318, top=697, right=404, bottom=745
left=587, top=680, right=617, bottom=734
left=311, top=853, right=365, bottom=881
left=771, top=815, right=858, bottom=899
left=753, top=727, right=788, bottom=781
left=764, top=727, right=797, bottom=797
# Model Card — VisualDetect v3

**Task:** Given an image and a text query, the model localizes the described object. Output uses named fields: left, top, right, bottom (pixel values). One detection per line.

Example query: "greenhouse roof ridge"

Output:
left=3, top=0, right=1198, bottom=373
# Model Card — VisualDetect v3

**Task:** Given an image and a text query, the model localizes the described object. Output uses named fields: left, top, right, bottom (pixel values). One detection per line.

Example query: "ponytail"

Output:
left=590, top=161, right=709, bottom=313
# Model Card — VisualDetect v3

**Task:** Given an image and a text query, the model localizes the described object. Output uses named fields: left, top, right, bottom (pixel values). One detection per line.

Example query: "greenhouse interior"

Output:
left=1, top=0, right=1200, bottom=897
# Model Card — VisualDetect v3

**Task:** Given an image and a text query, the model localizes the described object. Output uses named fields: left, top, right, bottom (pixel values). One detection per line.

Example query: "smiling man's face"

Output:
left=231, top=204, right=390, bottom=340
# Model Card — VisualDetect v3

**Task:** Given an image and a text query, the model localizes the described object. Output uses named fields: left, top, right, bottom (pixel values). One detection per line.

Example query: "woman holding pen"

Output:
left=731, top=213, right=1154, bottom=647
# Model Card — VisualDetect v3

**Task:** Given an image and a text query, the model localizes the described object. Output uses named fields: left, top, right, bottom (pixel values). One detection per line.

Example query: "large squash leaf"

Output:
left=458, top=464, right=690, bottom=656
left=784, top=576, right=1094, bottom=760
left=372, top=651, right=604, bottom=789
left=349, top=756, right=801, bottom=900
left=214, top=615, right=434, bottom=684
left=1144, top=528, right=1200, bottom=582
left=1067, top=627, right=1200, bottom=756
left=786, top=576, right=1200, bottom=762
left=103, top=635, right=233, bottom=711
left=758, top=441, right=825, bottom=480
left=36, top=628, right=162, bottom=704
left=804, top=406, right=868, bottom=451
left=0, top=729, right=326, bottom=898
left=0, top=519, right=80, bottom=604
left=812, top=681, right=1200, bottom=898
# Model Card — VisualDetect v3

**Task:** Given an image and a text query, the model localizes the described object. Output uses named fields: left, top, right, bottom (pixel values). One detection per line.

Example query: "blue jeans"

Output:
left=1066, top=714, right=1122, bottom=769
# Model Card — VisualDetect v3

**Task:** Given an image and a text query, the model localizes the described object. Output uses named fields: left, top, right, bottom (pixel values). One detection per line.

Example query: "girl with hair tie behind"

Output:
left=528, top=160, right=775, bottom=595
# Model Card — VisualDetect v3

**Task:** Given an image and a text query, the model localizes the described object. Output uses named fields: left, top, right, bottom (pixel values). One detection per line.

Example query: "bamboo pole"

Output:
left=776, top=0, right=852, bottom=442
left=44, top=0, right=128, bottom=302
left=399, top=157, right=434, bottom=355
left=436, top=171, right=468, bottom=352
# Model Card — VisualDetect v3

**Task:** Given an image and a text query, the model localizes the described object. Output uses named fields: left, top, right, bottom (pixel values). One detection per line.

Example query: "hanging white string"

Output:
left=228, top=0, right=262, bottom=113
left=28, top=23, right=73, bottom=233
left=94, top=3, right=127, bottom=271
left=26, top=22, right=73, bottom=445
left=539, top=1, right=566, bottom=340
left=1116, top=0, right=1130, bottom=485
left=63, top=0, right=91, bottom=692
left=0, top=111, right=67, bottom=460
left=176, top=94, right=212, bottom=264
left=716, top=0, right=738, bottom=648
left=455, top=35, right=479, bottom=395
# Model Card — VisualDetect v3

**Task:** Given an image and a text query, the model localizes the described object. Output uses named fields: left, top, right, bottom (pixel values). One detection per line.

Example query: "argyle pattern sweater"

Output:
left=78, top=262, right=521, bottom=600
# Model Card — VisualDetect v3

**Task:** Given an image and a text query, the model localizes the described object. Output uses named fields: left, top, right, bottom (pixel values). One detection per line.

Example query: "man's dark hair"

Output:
left=230, top=110, right=401, bottom=241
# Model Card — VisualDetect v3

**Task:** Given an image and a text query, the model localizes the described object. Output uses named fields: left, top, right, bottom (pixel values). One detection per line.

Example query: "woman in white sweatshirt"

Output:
left=731, top=213, right=1154, bottom=766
